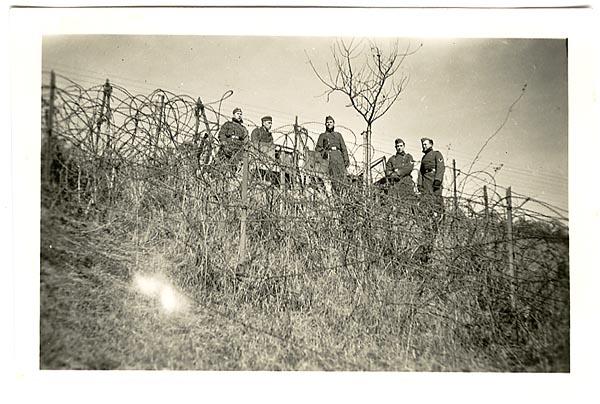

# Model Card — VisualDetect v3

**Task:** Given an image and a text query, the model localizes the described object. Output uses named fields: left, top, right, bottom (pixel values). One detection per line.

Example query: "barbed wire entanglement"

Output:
left=41, top=72, right=569, bottom=371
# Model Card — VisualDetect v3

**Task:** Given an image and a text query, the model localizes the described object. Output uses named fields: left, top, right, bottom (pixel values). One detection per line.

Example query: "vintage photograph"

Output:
left=39, top=34, right=569, bottom=371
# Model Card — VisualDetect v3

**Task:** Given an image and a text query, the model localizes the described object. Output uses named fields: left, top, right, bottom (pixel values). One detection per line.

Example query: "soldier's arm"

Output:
left=250, top=127, right=259, bottom=143
left=339, top=133, right=350, bottom=166
left=385, top=158, right=395, bottom=178
left=434, top=151, right=445, bottom=183
left=218, top=122, right=230, bottom=142
left=315, top=134, right=324, bottom=152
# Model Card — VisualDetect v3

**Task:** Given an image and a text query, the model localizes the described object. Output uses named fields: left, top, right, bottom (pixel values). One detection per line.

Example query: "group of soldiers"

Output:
left=215, top=107, right=445, bottom=263
left=214, top=107, right=446, bottom=210
left=384, top=137, right=445, bottom=212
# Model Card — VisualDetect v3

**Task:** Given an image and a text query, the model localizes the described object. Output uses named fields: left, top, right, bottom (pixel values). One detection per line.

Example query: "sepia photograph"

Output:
left=7, top=2, right=600, bottom=403
left=39, top=34, right=569, bottom=371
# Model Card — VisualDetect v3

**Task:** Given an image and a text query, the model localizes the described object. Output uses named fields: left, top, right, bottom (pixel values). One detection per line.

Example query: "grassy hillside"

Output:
left=39, top=79, right=569, bottom=371
left=40, top=146, right=569, bottom=371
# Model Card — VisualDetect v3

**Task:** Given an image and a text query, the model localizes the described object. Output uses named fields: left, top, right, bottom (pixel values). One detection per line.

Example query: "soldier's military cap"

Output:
left=261, top=116, right=272, bottom=122
left=325, top=115, right=335, bottom=123
left=395, top=138, right=405, bottom=145
left=233, top=107, right=243, bottom=114
left=421, top=137, right=434, bottom=145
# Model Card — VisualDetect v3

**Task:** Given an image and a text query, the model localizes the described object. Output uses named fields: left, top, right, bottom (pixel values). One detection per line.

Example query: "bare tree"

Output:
left=307, top=39, right=421, bottom=186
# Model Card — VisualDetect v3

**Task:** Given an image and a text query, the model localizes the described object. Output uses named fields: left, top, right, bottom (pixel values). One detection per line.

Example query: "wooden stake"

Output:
left=238, top=144, right=249, bottom=264
left=196, top=97, right=214, bottom=164
left=452, top=159, right=458, bottom=213
left=102, top=79, right=113, bottom=152
left=153, top=94, right=165, bottom=157
left=293, top=116, right=299, bottom=170
left=483, top=185, right=489, bottom=221
left=44, top=70, right=56, bottom=183
left=506, top=186, right=516, bottom=311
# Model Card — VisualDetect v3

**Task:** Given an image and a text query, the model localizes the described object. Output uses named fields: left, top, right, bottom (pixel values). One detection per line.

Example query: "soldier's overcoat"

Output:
left=385, top=151, right=415, bottom=196
left=250, top=126, right=273, bottom=144
left=315, top=130, right=349, bottom=181
left=217, top=120, right=248, bottom=162
left=418, top=149, right=445, bottom=195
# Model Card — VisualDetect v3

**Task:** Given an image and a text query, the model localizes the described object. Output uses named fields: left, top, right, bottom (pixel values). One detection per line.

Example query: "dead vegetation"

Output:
left=39, top=74, right=569, bottom=371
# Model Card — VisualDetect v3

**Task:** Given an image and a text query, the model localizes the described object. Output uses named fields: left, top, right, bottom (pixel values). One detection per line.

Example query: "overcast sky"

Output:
left=42, top=35, right=568, bottom=213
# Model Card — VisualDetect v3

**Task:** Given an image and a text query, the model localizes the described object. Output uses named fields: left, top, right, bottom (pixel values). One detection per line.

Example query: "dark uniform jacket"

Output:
left=217, top=120, right=248, bottom=160
left=385, top=151, right=415, bottom=195
left=418, top=149, right=445, bottom=194
left=315, top=130, right=349, bottom=179
left=250, top=126, right=273, bottom=144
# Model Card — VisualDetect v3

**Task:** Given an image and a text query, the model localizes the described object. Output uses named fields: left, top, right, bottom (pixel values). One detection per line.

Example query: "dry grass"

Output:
left=39, top=80, right=568, bottom=370
left=40, top=151, right=569, bottom=371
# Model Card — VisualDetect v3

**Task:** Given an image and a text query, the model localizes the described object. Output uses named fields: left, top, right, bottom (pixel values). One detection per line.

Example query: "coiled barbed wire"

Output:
left=42, top=73, right=569, bottom=344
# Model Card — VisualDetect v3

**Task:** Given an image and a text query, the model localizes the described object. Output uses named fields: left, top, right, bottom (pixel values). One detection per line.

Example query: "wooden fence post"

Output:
left=280, top=166, right=286, bottom=215
left=292, top=116, right=302, bottom=212
left=194, top=98, right=201, bottom=141
left=238, top=143, right=249, bottom=265
left=196, top=97, right=214, bottom=164
left=293, top=116, right=299, bottom=170
left=483, top=185, right=489, bottom=221
left=154, top=94, right=165, bottom=156
left=452, top=159, right=458, bottom=213
left=506, top=186, right=516, bottom=311
left=43, top=70, right=56, bottom=183
left=102, top=79, right=113, bottom=153
left=94, top=79, right=111, bottom=155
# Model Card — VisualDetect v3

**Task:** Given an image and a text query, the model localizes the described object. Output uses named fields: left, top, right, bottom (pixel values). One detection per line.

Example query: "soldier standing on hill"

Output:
left=250, top=116, right=274, bottom=145
left=216, top=107, right=248, bottom=168
left=385, top=138, right=415, bottom=199
left=251, top=116, right=275, bottom=183
left=418, top=137, right=445, bottom=214
left=315, top=116, right=349, bottom=194
left=416, top=137, right=445, bottom=263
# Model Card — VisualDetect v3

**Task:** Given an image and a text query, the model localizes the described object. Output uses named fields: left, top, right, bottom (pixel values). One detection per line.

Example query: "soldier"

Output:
left=315, top=116, right=349, bottom=194
left=250, top=116, right=275, bottom=183
left=250, top=116, right=274, bottom=145
left=385, top=138, right=415, bottom=199
left=216, top=107, right=248, bottom=167
left=417, top=137, right=445, bottom=212
left=416, top=137, right=445, bottom=263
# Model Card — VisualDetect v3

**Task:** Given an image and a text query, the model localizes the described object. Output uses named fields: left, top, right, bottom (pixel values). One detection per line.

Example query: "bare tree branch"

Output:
left=307, top=39, right=420, bottom=128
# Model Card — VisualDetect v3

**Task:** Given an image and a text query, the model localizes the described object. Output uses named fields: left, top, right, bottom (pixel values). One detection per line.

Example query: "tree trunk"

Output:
left=363, top=125, right=372, bottom=188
